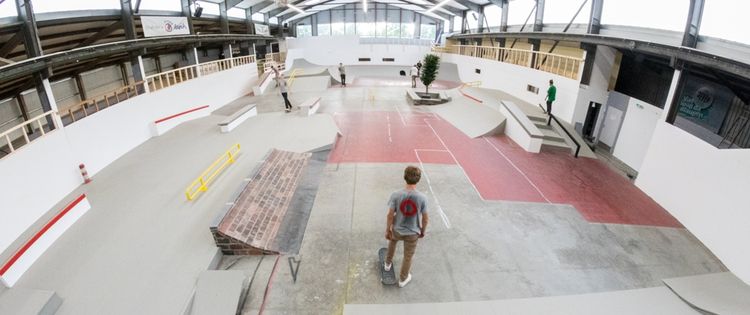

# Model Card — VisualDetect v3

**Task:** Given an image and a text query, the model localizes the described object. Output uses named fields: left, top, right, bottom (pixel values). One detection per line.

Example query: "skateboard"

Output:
left=378, top=247, right=398, bottom=285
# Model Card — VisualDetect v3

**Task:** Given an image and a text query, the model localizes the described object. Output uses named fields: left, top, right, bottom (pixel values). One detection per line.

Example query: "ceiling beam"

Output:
left=75, top=21, right=124, bottom=48
left=450, top=0, right=481, bottom=13
left=226, top=0, right=245, bottom=8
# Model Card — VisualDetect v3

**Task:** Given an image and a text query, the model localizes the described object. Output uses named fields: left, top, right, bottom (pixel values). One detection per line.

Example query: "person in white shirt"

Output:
left=410, top=65, right=419, bottom=88
left=277, top=78, right=292, bottom=112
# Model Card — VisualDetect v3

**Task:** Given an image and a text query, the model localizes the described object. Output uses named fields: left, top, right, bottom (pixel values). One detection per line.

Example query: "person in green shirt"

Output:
left=545, top=79, right=556, bottom=115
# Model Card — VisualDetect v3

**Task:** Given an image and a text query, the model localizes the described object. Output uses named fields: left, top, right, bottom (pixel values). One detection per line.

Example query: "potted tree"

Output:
left=419, top=54, right=440, bottom=98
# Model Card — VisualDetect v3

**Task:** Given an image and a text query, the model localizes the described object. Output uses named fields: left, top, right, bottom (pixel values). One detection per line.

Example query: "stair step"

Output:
left=542, top=138, right=570, bottom=149
left=539, top=128, right=565, bottom=142
left=0, top=288, right=62, bottom=315
left=528, top=115, right=547, bottom=123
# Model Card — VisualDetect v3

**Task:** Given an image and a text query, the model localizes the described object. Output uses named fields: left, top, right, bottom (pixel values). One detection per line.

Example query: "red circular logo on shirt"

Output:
left=399, top=199, right=418, bottom=217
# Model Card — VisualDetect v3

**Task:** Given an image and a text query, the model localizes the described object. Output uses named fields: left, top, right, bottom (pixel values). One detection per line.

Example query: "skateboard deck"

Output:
left=378, top=247, right=398, bottom=285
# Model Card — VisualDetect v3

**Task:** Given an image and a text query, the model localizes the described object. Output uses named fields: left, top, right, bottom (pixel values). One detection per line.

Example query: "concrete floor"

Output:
left=10, top=81, right=725, bottom=314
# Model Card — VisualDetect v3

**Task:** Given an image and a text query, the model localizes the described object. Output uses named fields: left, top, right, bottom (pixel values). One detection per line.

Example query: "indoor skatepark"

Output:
left=1, top=0, right=750, bottom=314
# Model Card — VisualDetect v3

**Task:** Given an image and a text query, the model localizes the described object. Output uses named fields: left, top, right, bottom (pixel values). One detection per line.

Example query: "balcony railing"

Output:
left=0, top=111, right=58, bottom=158
left=438, top=45, right=583, bottom=80
left=60, top=81, right=147, bottom=126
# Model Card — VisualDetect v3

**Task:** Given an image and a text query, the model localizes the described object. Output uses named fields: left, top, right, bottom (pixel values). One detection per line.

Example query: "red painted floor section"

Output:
left=329, top=111, right=682, bottom=228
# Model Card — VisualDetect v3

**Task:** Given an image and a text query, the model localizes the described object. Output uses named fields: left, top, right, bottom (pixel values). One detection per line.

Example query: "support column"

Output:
left=682, top=0, right=705, bottom=48
left=16, top=94, right=33, bottom=134
left=529, top=0, right=545, bottom=67
left=219, top=1, right=232, bottom=58
left=246, top=8, right=255, bottom=34
left=130, top=54, right=148, bottom=92
left=74, top=74, right=87, bottom=101
left=311, top=14, right=318, bottom=36
left=460, top=11, right=467, bottom=33
left=120, top=63, right=130, bottom=85
left=500, top=0, right=508, bottom=32
left=415, top=14, right=422, bottom=39
left=449, top=16, right=455, bottom=33
left=477, top=10, right=485, bottom=33
left=16, top=0, right=57, bottom=128
left=587, top=0, right=602, bottom=34
left=180, top=0, right=195, bottom=34
left=121, top=0, right=147, bottom=92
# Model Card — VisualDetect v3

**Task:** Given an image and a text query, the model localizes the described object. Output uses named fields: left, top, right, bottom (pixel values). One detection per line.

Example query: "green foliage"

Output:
left=420, top=54, right=440, bottom=93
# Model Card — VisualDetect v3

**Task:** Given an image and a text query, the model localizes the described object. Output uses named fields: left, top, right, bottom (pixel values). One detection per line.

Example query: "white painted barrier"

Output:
left=151, top=105, right=211, bottom=137
left=498, top=101, right=544, bottom=153
left=298, top=97, right=321, bottom=117
left=0, top=194, right=91, bottom=287
left=219, top=105, right=257, bottom=133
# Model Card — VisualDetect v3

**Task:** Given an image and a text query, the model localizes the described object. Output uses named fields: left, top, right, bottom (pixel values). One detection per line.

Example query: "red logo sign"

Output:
left=399, top=199, right=418, bottom=217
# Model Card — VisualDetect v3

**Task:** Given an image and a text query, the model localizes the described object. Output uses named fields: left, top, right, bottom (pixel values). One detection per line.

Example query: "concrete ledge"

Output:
left=406, top=89, right=452, bottom=105
left=218, top=104, right=257, bottom=133
left=151, top=105, right=210, bottom=137
left=298, top=97, right=321, bottom=117
left=189, top=271, right=246, bottom=315
left=0, top=288, right=61, bottom=315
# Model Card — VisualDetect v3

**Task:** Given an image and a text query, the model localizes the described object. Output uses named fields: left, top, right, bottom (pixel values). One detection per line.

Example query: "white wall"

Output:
left=442, top=53, right=581, bottom=124
left=637, top=122, right=750, bottom=284
left=67, top=63, right=258, bottom=176
left=0, top=63, right=258, bottom=258
left=0, top=130, right=81, bottom=254
left=286, top=35, right=432, bottom=66
left=612, top=98, right=662, bottom=171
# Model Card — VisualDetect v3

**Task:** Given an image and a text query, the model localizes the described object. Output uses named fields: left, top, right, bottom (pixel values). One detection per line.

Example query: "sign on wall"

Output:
left=141, top=16, right=190, bottom=37
left=255, top=23, right=270, bottom=36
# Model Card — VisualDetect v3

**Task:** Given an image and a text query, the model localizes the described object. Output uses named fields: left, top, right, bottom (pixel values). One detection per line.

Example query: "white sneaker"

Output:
left=398, top=273, right=412, bottom=288
left=384, top=261, right=392, bottom=272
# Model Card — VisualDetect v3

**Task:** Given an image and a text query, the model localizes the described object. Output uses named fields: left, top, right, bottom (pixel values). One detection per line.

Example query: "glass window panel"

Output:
left=544, top=0, right=590, bottom=24
left=252, top=13, right=265, bottom=22
left=507, top=0, right=535, bottom=26
left=452, top=16, right=461, bottom=32
left=346, top=22, right=357, bottom=35
left=297, top=24, right=312, bottom=37
left=332, top=22, right=345, bottom=35
left=139, top=0, right=182, bottom=11
left=602, top=0, right=688, bottom=32
left=269, top=17, right=279, bottom=25
left=318, top=23, right=331, bottom=36
left=484, top=4, right=502, bottom=27
left=420, top=23, right=436, bottom=40
left=701, top=0, right=750, bottom=45
left=228, top=8, right=246, bottom=18
left=31, top=0, right=120, bottom=13
left=401, top=23, right=415, bottom=38
left=194, top=1, right=220, bottom=16
left=0, top=1, right=16, bottom=18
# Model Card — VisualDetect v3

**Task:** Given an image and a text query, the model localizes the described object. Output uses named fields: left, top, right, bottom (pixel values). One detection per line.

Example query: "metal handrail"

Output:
left=539, top=104, right=581, bottom=158
left=185, top=143, right=241, bottom=201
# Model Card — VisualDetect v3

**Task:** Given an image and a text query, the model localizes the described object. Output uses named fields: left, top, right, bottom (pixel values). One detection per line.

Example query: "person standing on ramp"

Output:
left=278, top=77, right=293, bottom=112
left=384, top=166, right=429, bottom=287
left=545, top=79, right=556, bottom=115
left=338, top=63, right=347, bottom=87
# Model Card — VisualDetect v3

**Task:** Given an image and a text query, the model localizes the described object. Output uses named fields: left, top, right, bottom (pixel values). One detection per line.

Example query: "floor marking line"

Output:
left=386, top=114, right=392, bottom=143
left=414, top=150, right=452, bottom=229
left=423, top=118, right=486, bottom=201
left=482, top=137, right=552, bottom=203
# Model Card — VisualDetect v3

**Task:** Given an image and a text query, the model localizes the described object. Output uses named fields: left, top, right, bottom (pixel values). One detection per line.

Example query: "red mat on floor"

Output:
left=329, top=111, right=681, bottom=228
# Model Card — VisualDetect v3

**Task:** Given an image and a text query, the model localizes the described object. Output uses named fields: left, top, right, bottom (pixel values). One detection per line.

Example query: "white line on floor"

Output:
left=386, top=114, right=392, bottom=143
left=482, top=137, right=551, bottom=203
left=414, top=149, right=451, bottom=229
left=422, top=118, right=485, bottom=201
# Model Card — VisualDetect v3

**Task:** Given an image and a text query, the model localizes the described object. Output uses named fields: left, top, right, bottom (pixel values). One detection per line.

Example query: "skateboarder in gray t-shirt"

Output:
left=384, top=166, right=429, bottom=287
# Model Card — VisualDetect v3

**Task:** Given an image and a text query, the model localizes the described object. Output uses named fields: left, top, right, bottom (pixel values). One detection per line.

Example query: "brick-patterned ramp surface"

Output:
left=213, top=149, right=313, bottom=255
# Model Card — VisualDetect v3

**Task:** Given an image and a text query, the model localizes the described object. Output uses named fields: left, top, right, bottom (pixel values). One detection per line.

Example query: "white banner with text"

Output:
left=142, top=16, right=190, bottom=37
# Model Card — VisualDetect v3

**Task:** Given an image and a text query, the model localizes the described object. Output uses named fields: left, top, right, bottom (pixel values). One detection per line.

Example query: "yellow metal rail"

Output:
left=287, top=68, right=303, bottom=87
left=185, top=143, right=241, bottom=201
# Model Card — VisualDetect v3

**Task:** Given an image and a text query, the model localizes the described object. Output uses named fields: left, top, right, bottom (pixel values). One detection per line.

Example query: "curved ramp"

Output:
left=663, top=272, right=750, bottom=315
left=432, top=92, right=506, bottom=138
left=286, top=59, right=463, bottom=86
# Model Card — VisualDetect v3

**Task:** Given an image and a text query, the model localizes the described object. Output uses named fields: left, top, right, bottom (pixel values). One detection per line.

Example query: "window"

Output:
left=332, top=23, right=345, bottom=35
left=228, top=8, right=246, bottom=18
left=484, top=5, right=502, bottom=30
left=318, top=24, right=331, bottom=36
left=296, top=24, right=312, bottom=37
left=31, top=0, right=120, bottom=13
left=669, top=66, right=750, bottom=148
left=252, top=13, right=265, bottom=22
left=420, top=23, right=436, bottom=40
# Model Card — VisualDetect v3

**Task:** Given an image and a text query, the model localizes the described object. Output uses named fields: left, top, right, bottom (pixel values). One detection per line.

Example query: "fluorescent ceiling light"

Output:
left=363, top=0, right=368, bottom=12
left=288, top=3, right=305, bottom=13
left=427, top=0, right=451, bottom=12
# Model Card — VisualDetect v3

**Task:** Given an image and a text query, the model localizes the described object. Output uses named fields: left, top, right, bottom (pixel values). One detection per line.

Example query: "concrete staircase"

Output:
left=528, top=115, right=571, bottom=150
left=0, top=288, right=62, bottom=315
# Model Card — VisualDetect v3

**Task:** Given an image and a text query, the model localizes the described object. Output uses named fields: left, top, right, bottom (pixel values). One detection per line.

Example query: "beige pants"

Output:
left=386, top=231, right=419, bottom=281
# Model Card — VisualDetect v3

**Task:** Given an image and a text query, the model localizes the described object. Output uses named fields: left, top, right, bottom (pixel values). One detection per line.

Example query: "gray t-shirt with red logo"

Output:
left=388, top=188, right=428, bottom=236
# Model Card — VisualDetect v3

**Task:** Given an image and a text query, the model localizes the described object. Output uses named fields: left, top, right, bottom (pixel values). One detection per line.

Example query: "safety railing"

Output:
left=147, top=66, right=199, bottom=92
left=262, top=59, right=286, bottom=73
left=60, top=81, right=147, bottom=125
left=286, top=68, right=303, bottom=87
left=447, top=45, right=583, bottom=80
left=265, top=52, right=286, bottom=64
left=0, top=111, right=57, bottom=158
left=232, top=55, right=256, bottom=67
left=185, top=143, right=241, bottom=201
